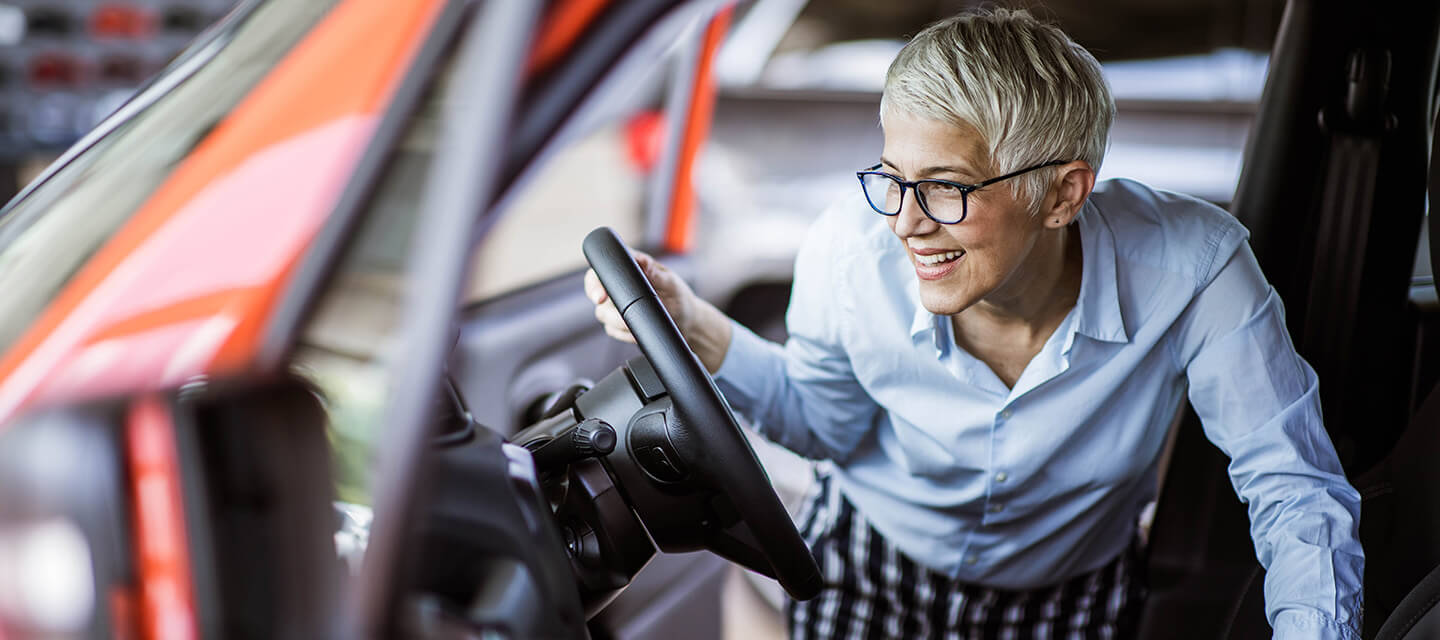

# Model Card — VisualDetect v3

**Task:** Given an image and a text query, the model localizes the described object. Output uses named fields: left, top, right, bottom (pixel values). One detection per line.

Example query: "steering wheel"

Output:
left=582, top=227, right=822, bottom=601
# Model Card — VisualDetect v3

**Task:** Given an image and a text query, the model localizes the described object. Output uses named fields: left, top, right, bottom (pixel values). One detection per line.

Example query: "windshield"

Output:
left=0, top=0, right=340, bottom=358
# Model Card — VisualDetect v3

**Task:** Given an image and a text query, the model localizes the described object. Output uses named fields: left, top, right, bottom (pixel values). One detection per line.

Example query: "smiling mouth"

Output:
left=914, top=250, right=965, bottom=266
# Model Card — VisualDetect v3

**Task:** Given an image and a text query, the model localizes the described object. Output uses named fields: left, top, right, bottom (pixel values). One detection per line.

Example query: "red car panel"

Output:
left=0, top=0, right=445, bottom=424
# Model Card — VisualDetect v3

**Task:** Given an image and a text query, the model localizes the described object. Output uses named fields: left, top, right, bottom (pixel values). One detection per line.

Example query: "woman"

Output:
left=587, top=9, right=1362, bottom=639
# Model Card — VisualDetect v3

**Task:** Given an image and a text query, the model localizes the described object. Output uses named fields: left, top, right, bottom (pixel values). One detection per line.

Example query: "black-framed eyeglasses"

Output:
left=856, top=160, right=1068, bottom=224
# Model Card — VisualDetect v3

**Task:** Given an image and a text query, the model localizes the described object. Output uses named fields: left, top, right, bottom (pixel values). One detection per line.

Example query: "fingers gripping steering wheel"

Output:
left=582, top=227, right=822, bottom=601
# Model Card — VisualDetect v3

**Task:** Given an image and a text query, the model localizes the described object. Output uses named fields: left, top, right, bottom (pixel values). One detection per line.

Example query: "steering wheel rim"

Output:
left=582, top=227, right=822, bottom=601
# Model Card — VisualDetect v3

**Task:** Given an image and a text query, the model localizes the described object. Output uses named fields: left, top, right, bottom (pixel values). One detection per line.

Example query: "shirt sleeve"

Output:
left=713, top=210, right=882, bottom=462
left=1176, top=239, right=1365, bottom=639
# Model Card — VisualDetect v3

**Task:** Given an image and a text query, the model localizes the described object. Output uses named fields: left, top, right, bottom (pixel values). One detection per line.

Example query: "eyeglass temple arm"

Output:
left=975, top=160, right=1069, bottom=188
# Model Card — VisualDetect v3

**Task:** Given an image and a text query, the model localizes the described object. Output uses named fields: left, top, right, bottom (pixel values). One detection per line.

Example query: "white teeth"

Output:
left=915, top=250, right=964, bottom=266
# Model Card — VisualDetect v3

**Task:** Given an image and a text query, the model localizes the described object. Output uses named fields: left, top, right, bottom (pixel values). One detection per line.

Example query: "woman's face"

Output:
left=879, top=110, right=1053, bottom=316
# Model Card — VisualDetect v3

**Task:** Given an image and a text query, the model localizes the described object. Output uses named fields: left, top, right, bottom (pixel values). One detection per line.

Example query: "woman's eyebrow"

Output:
left=879, top=157, right=979, bottom=180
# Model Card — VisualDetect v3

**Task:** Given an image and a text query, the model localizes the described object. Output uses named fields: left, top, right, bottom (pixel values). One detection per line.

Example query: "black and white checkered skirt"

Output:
left=787, top=476, right=1147, bottom=640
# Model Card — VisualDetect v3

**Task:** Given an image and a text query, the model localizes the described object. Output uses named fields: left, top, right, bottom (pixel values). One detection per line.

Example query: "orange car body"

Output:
left=0, top=0, right=444, bottom=424
left=0, top=0, right=719, bottom=427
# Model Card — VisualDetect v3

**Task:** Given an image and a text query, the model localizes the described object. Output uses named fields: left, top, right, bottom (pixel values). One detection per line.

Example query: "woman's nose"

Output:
left=891, top=189, right=939, bottom=237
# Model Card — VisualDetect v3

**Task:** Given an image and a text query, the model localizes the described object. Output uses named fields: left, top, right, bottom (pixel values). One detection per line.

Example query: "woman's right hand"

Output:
left=584, top=251, right=732, bottom=374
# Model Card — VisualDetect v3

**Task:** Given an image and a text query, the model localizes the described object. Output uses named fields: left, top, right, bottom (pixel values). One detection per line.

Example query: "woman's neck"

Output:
left=966, top=224, right=1083, bottom=341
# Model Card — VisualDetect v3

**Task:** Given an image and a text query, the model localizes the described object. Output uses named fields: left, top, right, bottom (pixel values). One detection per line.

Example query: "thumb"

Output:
left=583, top=269, right=608, bottom=304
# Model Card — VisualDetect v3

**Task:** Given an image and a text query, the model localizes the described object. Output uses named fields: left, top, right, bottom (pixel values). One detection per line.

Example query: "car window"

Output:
left=293, top=47, right=657, bottom=514
left=465, top=125, right=647, bottom=302
left=293, top=60, right=448, bottom=509
left=0, top=0, right=339, bottom=358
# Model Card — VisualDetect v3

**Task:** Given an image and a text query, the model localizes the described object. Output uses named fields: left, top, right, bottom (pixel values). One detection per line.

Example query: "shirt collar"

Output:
left=906, top=198, right=1129, bottom=349
left=1073, top=198, right=1129, bottom=343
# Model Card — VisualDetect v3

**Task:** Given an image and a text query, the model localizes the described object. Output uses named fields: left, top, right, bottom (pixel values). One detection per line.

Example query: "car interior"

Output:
left=1138, top=1, right=1440, bottom=638
left=0, top=0, right=1438, bottom=638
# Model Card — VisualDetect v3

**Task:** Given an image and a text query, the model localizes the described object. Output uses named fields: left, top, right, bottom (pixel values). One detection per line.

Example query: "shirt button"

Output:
left=999, top=409, right=1013, bottom=420
left=964, top=554, right=979, bottom=566
left=994, top=472, right=1008, bottom=483
left=988, top=503, right=1004, bottom=513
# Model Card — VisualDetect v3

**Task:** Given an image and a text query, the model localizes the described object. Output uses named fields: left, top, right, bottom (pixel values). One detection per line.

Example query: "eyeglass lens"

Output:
left=860, top=173, right=967, bottom=223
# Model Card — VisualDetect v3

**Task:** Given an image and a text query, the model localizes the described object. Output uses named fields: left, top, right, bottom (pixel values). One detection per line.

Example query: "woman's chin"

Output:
left=917, top=284, right=975, bottom=316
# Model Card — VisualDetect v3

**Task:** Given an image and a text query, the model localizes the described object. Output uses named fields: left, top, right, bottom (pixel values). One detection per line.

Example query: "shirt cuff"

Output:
left=1272, top=609, right=1361, bottom=640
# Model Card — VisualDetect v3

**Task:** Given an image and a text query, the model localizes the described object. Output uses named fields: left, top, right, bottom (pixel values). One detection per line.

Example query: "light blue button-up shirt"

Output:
left=715, top=178, right=1363, bottom=638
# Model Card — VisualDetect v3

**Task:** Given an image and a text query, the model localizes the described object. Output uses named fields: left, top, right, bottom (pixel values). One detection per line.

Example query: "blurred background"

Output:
left=0, top=1, right=237, bottom=200
left=0, top=0, right=1279, bottom=203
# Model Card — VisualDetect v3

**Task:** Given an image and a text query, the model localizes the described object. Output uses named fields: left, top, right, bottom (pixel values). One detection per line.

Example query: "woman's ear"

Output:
left=1043, top=161, right=1096, bottom=228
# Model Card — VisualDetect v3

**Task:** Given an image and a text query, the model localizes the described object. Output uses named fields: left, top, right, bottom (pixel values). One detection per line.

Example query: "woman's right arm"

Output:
left=582, top=214, right=880, bottom=462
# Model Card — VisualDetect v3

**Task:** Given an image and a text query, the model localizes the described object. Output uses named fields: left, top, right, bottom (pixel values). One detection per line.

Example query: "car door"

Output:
left=446, top=7, right=737, bottom=639
left=282, top=1, right=743, bottom=636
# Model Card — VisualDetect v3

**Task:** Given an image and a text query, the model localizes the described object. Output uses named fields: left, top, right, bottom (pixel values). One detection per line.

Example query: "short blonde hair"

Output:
left=880, top=8, right=1115, bottom=211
